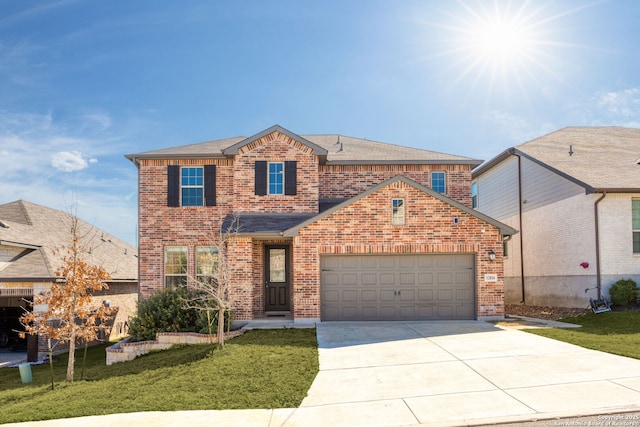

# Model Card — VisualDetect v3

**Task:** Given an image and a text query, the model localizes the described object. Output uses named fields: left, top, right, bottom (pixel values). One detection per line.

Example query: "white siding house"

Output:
left=472, top=127, right=640, bottom=308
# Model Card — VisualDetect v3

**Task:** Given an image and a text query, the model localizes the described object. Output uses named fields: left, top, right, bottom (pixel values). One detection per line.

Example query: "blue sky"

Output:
left=1, top=0, right=639, bottom=246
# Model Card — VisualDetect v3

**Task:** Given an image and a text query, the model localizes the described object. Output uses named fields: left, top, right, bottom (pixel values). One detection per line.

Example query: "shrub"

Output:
left=128, top=287, right=203, bottom=341
left=609, top=278, right=639, bottom=306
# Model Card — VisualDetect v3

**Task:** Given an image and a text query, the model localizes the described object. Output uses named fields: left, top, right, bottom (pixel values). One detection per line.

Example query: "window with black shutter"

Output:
left=168, top=165, right=216, bottom=207
left=167, top=165, right=180, bottom=207
left=204, top=165, right=216, bottom=206
left=255, top=160, right=297, bottom=196
left=284, top=161, right=297, bottom=195
left=255, top=161, right=267, bottom=195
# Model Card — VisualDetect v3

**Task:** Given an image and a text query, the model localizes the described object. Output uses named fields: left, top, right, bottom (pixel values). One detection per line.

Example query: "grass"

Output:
left=526, top=311, right=640, bottom=359
left=0, top=328, right=319, bottom=424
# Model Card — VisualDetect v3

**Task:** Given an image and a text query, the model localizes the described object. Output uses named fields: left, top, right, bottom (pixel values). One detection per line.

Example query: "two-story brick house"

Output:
left=127, top=125, right=515, bottom=324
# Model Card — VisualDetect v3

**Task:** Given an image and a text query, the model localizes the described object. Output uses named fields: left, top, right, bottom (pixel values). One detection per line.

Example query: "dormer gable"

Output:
left=222, top=125, right=328, bottom=162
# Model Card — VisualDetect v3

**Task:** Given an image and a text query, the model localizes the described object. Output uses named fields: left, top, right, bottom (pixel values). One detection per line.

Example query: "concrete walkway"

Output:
left=6, top=320, right=640, bottom=426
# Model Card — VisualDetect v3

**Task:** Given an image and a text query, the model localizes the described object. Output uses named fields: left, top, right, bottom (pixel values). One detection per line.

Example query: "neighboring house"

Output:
left=472, top=126, right=640, bottom=308
left=126, top=125, right=515, bottom=324
left=0, top=200, right=138, bottom=355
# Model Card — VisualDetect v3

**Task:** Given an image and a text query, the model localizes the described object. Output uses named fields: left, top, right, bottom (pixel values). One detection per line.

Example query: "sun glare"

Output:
left=424, top=0, right=589, bottom=100
left=475, top=22, right=530, bottom=60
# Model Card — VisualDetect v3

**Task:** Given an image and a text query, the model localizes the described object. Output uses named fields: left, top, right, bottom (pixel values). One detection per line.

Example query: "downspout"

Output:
left=594, top=192, right=607, bottom=300
left=513, top=151, right=526, bottom=303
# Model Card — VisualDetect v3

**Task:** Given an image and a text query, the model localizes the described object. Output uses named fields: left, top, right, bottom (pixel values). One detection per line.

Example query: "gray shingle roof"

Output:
left=126, top=125, right=481, bottom=166
left=0, top=200, right=137, bottom=281
left=473, top=126, right=640, bottom=191
left=222, top=213, right=316, bottom=236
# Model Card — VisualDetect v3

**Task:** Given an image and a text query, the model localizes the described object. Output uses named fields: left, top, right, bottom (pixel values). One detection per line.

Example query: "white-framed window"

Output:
left=392, top=198, right=405, bottom=225
left=471, top=182, right=478, bottom=208
left=268, top=162, right=284, bottom=195
left=196, top=246, right=218, bottom=283
left=165, top=246, right=188, bottom=287
left=181, top=167, right=204, bottom=206
left=633, top=200, right=640, bottom=254
left=432, top=171, right=446, bottom=194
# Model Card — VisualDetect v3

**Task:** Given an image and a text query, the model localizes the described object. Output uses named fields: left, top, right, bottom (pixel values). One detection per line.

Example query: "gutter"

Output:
left=594, top=192, right=607, bottom=299
left=514, top=152, right=526, bottom=304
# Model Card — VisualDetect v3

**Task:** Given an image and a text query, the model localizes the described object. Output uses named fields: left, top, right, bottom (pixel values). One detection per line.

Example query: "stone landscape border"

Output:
left=106, top=330, right=245, bottom=365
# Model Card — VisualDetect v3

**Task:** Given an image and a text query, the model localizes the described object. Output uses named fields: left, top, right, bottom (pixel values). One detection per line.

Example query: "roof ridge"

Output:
left=17, top=200, right=33, bottom=226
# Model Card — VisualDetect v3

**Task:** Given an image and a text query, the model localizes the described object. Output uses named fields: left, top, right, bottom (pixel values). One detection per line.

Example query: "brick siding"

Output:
left=136, top=129, right=504, bottom=320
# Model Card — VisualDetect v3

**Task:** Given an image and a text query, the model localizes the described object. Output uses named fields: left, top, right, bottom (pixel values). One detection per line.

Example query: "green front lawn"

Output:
left=526, top=311, right=640, bottom=359
left=0, top=328, right=319, bottom=424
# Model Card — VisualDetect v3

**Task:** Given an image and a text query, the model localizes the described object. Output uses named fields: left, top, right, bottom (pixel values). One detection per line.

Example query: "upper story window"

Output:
left=471, top=182, right=478, bottom=208
left=181, top=167, right=204, bottom=206
left=268, top=162, right=284, bottom=195
left=432, top=171, right=446, bottom=194
left=167, top=165, right=216, bottom=207
left=633, top=200, right=640, bottom=254
left=165, top=246, right=187, bottom=287
left=392, top=199, right=405, bottom=225
left=255, top=161, right=297, bottom=196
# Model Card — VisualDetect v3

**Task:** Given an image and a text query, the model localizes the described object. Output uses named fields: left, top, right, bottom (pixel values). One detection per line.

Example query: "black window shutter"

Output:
left=204, top=165, right=216, bottom=206
left=285, top=161, right=297, bottom=195
left=167, top=165, right=180, bottom=207
left=255, top=161, right=267, bottom=195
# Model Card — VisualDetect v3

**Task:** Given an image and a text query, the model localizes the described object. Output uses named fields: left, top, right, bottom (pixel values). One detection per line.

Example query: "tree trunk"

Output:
left=217, top=307, right=225, bottom=350
left=66, top=334, right=76, bottom=382
left=48, top=338, right=55, bottom=391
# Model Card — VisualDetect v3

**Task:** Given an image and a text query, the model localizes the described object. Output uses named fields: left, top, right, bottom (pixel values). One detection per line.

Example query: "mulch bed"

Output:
left=505, top=304, right=589, bottom=321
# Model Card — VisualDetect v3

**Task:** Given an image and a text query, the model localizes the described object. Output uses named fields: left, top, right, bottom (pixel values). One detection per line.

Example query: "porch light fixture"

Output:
left=488, top=250, right=496, bottom=261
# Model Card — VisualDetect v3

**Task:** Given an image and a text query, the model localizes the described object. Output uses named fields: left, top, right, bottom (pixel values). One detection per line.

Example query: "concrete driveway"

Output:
left=289, top=321, right=640, bottom=426
left=6, top=320, right=640, bottom=427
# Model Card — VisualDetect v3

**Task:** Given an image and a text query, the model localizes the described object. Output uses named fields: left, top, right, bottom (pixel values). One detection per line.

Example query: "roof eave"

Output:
left=328, top=159, right=482, bottom=166
left=0, top=240, right=40, bottom=250
left=125, top=152, right=227, bottom=164
left=472, top=148, right=515, bottom=178
left=593, top=188, right=640, bottom=193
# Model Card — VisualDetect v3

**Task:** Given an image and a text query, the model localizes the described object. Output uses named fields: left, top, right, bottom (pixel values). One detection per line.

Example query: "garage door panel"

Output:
left=379, top=257, right=396, bottom=268
left=342, top=290, right=358, bottom=302
left=362, top=290, right=377, bottom=301
left=323, top=272, right=340, bottom=286
left=380, top=289, right=395, bottom=301
left=361, top=257, right=377, bottom=269
left=418, top=273, right=433, bottom=284
left=321, top=254, right=475, bottom=321
left=417, top=289, right=434, bottom=301
left=437, top=272, right=453, bottom=284
left=361, top=306, right=378, bottom=318
left=323, top=290, right=340, bottom=302
left=380, top=273, right=395, bottom=285
left=362, top=273, right=377, bottom=286
left=437, top=289, right=453, bottom=301
left=437, top=306, right=454, bottom=318
left=399, top=290, right=415, bottom=301
left=400, top=273, right=415, bottom=285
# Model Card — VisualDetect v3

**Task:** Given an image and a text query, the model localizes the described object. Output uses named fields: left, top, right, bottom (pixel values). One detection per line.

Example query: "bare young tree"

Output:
left=20, top=213, right=114, bottom=384
left=183, top=217, right=249, bottom=350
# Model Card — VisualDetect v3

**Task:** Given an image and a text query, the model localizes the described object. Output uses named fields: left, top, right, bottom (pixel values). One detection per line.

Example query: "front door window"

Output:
left=265, top=246, right=290, bottom=311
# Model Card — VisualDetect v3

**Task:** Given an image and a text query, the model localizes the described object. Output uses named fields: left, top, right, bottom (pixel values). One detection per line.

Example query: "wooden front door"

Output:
left=265, top=245, right=290, bottom=311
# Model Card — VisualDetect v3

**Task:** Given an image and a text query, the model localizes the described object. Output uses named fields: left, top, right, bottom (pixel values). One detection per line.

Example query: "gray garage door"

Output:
left=321, top=254, right=475, bottom=321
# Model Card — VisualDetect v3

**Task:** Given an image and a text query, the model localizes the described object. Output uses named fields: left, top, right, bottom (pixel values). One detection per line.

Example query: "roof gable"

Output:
left=222, top=125, right=328, bottom=157
left=473, top=127, right=640, bottom=192
left=283, top=175, right=516, bottom=236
